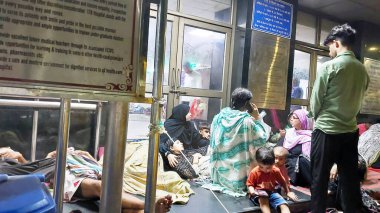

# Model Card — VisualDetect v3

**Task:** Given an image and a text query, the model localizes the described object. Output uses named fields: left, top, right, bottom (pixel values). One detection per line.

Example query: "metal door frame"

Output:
left=144, top=13, right=232, bottom=119
left=291, top=44, right=329, bottom=107
left=171, top=18, right=232, bottom=110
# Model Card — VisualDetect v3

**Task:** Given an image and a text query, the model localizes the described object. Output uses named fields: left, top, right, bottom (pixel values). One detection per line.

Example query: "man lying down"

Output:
left=0, top=146, right=172, bottom=213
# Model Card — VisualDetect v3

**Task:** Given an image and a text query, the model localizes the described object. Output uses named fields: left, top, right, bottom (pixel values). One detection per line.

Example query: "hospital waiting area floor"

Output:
left=63, top=181, right=312, bottom=213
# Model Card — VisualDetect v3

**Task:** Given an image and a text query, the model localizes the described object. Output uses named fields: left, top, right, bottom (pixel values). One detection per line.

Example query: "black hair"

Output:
left=292, top=77, right=300, bottom=86
left=231, top=88, right=253, bottom=110
left=374, top=118, right=380, bottom=124
left=0, top=131, right=25, bottom=152
left=255, top=147, right=275, bottom=165
left=358, top=155, right=367, bottom=182
left=323, top=23, right=356, bottom=47
left=198, top=122, right=210, bottom=130
left=165, top=138, right=177, bottom=148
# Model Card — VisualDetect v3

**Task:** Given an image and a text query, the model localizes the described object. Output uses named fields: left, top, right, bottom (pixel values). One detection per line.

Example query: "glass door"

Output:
left=127, top=16, right=232, bottom=139
left=145, top=12, right=178, bottom=95
left=127, top=13, right=177, bottom=139
left=170, top=19, right=231, bottom=126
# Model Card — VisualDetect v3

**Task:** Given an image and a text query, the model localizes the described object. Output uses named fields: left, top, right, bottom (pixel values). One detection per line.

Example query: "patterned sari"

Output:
left=205, top=107, right=267, bottom=196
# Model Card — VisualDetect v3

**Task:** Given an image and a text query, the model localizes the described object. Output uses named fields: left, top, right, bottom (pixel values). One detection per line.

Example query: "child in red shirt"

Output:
left=247, top=147, right=292, bottom=213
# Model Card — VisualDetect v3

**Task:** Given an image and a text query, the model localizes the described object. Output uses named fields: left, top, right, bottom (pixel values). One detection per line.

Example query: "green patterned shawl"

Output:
left=207, top=107, right=267, bottom=196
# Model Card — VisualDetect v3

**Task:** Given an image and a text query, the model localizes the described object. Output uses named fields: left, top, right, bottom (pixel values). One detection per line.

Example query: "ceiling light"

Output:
left=369, top=47, right=378, bottom=51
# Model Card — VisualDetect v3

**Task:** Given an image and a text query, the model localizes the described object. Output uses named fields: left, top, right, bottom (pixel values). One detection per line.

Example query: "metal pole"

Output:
left=99, top=102, right=129, bottom=213
left=145, top=0, right=168, bottom=212
left=31, top=106, right=38, bottom=161
left=53, top=98, right=71, bottom=213
left=93, top=102, right=103, bottom=159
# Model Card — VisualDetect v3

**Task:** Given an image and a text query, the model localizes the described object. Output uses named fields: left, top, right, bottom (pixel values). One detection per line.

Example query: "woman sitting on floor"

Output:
left=207, top=88, right=268, bottom=196
left=159, top=104, right=209, bottom=170
left=282, top=109, right=313, bottom=187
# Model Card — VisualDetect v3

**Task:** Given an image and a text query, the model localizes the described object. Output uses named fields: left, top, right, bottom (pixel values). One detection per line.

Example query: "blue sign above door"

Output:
left=251, top=0, right=293, bottom=39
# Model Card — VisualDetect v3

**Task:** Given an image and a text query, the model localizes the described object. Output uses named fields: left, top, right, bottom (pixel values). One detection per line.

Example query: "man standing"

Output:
left=290, top=77, right=303, bottom=111
left=309, top=24, right=369, bottom=213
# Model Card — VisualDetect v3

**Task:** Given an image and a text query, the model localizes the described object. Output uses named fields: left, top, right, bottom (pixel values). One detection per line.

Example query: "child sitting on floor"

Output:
left=198, top=122, right=210, bottom=140
left=247, top=147, right=292, bottom=213
left=274, top=146, right=298, bottom=201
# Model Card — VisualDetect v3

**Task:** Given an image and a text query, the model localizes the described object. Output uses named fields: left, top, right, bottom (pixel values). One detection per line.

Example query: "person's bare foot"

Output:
left=155, top=195, right=173, bottom=213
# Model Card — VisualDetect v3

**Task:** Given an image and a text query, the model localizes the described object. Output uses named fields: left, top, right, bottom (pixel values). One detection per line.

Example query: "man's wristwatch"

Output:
left=165, top=151, right=171, bottom=157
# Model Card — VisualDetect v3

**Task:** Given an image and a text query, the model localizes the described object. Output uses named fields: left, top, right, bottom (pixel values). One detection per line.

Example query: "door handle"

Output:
left=168, top=89, right=187, bottom=99
left=176, top=68, right=181, bottom=89
left=175, top=91, right=187, bottom=98
left=171, top=68, right=176, bottom=90
left=168, top=89, right=186, bottom=94
left=169, top=89, right=179, bottom=93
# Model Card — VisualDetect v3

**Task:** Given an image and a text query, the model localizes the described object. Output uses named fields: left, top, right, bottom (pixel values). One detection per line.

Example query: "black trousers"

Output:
left=0, top=158, right=56, bottom=181
left=310, top=129, right=362, bottom=213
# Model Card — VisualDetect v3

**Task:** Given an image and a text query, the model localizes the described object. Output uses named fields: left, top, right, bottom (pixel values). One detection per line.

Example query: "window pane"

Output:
left=127, top=94, right=167, bottom=139
left=37, top=109, right=95, bottom=159
left=292, top=50, right=310, bottom=100
left=147, top=18, right=172, bottom=85
left=317, top=55, right=331, bottom=74
left=181, top=26, right=226, bottom=91
left=169, top=0, right=178, bottom=11
left=0, top=108, right=33, bottom=160
left=290, top=105, right=308, bottom=112
left=181, top=0, right=232, bottom=24
left=37, top=110, right=59, bottom=159
left=68, top=110, right=96, bottom=153
left=320, top=19, right=339, bottom=46
left=179, top=96, right=221, bottom=127
left=151, top=0, right=178, bottom=11
left=296, top=12, right=316, bottom=44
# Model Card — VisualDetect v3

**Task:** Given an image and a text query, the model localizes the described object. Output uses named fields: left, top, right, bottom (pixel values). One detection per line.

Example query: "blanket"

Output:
left=122, top=141, right=194, bottom=204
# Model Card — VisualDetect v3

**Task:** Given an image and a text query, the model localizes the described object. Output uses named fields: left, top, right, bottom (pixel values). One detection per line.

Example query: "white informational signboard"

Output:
left=361, top=58, right=380, bottom=115
left=0, top=0, right=144, bottom=100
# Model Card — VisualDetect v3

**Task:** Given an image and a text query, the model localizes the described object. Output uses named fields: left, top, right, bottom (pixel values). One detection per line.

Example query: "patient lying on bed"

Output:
left=0, top=146, right=172, bottom=213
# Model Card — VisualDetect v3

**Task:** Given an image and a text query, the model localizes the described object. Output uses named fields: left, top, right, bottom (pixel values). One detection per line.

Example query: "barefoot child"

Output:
left=273, top=146, right=298, bottom=201
left=247, top=147, right=292, bottom=213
